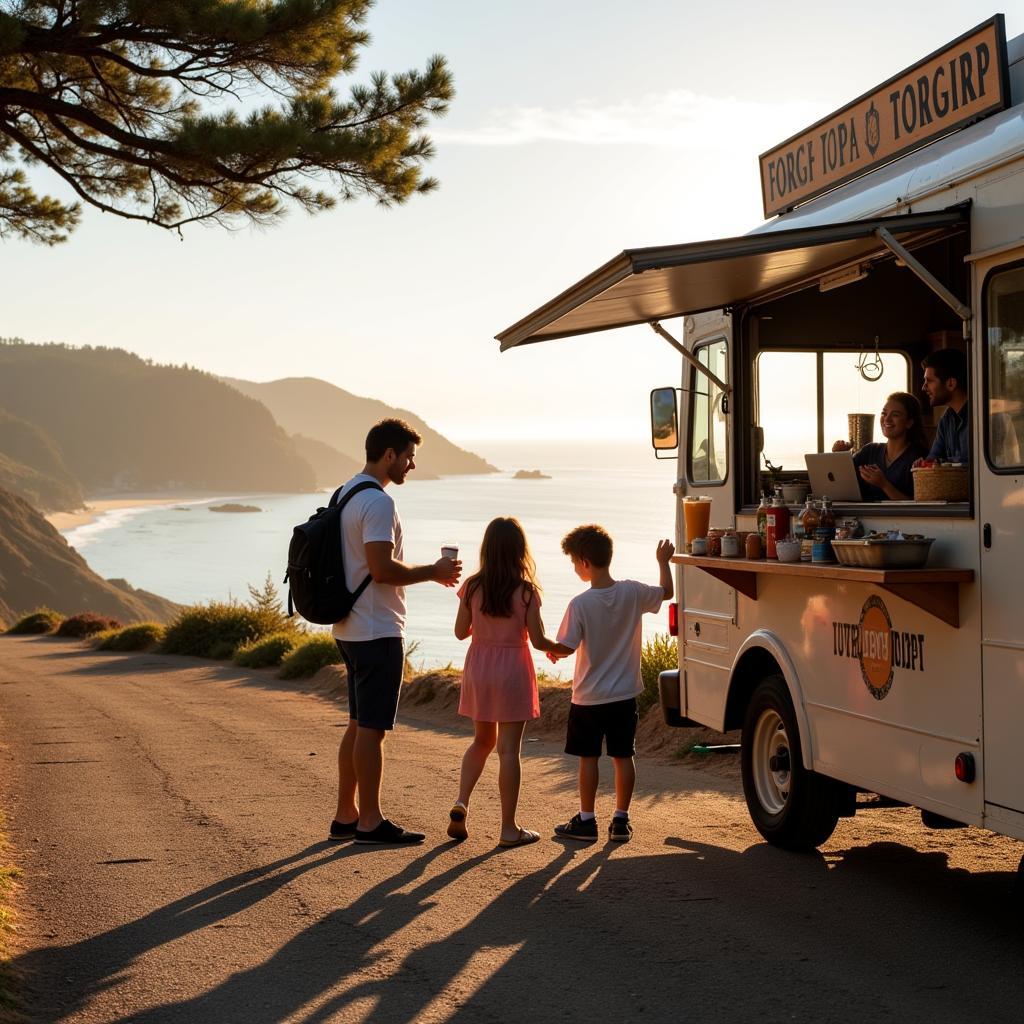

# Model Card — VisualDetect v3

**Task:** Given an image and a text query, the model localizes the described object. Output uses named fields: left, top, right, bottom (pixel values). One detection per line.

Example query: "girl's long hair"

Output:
left=886, top=391, right=928, bottom=455
left=465, top=517, right=540, bottom=617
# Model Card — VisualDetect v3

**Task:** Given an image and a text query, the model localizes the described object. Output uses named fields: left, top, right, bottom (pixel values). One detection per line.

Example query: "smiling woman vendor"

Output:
left=833, top=392, right=929, bottom=501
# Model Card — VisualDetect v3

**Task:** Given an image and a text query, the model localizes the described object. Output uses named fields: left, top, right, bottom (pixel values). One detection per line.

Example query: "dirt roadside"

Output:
left=2, top=636, right=1023, bottom=1024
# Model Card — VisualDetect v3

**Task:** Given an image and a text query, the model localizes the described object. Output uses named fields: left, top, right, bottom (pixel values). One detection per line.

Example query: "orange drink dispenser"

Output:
left=682, top=496, right=712, bottom=553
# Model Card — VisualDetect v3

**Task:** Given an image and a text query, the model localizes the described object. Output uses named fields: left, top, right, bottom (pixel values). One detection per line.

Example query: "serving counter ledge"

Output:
left=672, top=554, right=975, bottom=627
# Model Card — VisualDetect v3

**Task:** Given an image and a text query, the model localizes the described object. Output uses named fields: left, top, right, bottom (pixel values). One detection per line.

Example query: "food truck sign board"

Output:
left=759, top=15, right=1009, bottom=218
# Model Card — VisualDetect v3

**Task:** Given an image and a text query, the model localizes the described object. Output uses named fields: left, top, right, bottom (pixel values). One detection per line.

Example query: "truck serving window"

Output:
left=984, top=263, right=1024, bottom=471
left=756, top=350, right=909, bottom=471
left=689, top=338, right=728, bottom=485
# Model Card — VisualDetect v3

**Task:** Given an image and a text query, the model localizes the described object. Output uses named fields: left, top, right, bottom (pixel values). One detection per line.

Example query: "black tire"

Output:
left=740, top=674, right=840, bottom=851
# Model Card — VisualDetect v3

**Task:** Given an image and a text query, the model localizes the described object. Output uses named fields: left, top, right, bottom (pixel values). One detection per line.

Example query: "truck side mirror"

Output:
left=650, top=387, right=678, bottom=451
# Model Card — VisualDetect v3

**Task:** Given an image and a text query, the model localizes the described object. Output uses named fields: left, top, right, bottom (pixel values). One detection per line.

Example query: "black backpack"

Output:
left=284, top=480, right=383, bottom=624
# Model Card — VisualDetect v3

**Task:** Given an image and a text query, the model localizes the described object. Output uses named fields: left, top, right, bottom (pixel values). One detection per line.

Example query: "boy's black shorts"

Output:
left=565, top=697, right=638, bottom=758
left=335, top=637, right=404, bottom=730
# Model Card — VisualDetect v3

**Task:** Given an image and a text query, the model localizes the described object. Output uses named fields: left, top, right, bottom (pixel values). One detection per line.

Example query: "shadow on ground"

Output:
left=12, top=833, right=1024, bottom=1024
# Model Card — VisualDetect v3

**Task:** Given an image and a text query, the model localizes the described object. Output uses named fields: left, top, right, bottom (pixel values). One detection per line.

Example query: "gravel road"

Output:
left=2, top=636, right=1023, bottom=1024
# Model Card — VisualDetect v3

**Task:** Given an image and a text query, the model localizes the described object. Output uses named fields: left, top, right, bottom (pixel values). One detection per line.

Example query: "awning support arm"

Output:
left=875, top=227, right=972, bottom=334
left=650, top=321, right=732, bottom=395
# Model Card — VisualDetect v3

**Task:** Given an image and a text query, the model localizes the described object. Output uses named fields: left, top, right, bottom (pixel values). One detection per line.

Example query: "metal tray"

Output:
left=831, top=538, right=934, bottom=569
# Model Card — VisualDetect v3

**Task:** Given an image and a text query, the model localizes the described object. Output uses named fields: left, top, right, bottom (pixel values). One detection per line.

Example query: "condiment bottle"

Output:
left=721, top=530, right=739, bottom=557
left=756, top=491, right=771, bottom=545
left=745, top=531, right=762, bottom=559
left=799, top=497, right=819, bottom=562
left=812, top=496, right=837, bottom=563
left=766, top=491, right=791, bottom=560
left=706, top=528, right=724, bottom=557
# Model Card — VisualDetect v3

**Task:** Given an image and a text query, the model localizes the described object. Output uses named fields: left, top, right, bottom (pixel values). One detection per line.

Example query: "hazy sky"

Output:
left=1, top=2, right=1016, bottom=446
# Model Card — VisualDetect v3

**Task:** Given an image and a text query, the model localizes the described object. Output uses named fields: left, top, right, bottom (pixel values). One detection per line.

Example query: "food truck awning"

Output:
left=495, top=207, right=969, bottom=350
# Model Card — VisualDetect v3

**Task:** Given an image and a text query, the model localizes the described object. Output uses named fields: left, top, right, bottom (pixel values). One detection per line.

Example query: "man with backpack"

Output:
left=330, top=418, right=461, bottom=845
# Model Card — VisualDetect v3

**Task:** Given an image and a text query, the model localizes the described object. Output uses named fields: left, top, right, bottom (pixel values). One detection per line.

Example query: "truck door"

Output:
left=977, top=257, right=1024, bottom=818
left=679, top=313, right=735, bottom=726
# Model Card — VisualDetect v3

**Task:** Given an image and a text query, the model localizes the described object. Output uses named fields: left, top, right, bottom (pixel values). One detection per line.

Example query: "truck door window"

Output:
left=689, top=338, right=728, bottom=484
left=984, top=264, right=1024, bottom=470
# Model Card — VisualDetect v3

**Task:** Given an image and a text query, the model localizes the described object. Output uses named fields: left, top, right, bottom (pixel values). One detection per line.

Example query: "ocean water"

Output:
left=63, top=440, right=679, bottom=672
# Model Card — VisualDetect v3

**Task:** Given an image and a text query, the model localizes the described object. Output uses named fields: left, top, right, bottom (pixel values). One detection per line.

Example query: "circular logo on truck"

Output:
left=859, top=595, right=894, bottom=700
left=865, top=101, right=881, bottom=157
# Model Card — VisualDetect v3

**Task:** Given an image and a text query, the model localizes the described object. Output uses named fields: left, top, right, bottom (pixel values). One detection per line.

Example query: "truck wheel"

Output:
left=741, top=674, right=839, bottom=851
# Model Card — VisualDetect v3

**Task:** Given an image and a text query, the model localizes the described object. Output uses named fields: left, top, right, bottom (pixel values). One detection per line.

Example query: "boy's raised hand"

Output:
left=656, top=539, right=676, bottom=564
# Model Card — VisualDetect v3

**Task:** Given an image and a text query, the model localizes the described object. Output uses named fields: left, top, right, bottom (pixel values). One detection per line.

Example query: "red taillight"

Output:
left=954, top=752, right=976, bottom=783
left=668, top=602, right=679, bottom=637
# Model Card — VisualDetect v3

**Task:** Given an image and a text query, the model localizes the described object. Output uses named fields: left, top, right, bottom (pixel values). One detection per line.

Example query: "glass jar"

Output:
left=706, top=528, right=724, bottom=557
left=721, top=530, right=739, bottom=557
left=745, top=532, right=762, bottom=559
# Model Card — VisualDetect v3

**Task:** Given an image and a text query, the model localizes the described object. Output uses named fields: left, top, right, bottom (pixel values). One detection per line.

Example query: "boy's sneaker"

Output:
left=354, top=819, right=426, bottom=846
left=554, top=813, right=598, bottom=841
left=329, top=818, right=358, bottom=841
left=608, top=816, right=633, bottom=842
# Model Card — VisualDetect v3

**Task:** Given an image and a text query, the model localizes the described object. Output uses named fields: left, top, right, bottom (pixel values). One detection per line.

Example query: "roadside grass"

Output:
left=56, top=613, right=122, bottom=639
left=639, top=633, right=678, bottom=713
left=161, top=601, right=287, bottom=660
left=279, top=634, right=341, bottom=679
left=95, top=622, right=165, bottom=652
left=0, top=813, right=22, bottom=1021
left=5, top=609, right=61, bottom=635
left=6, top=581, right=676, bottom=728
left=233, top=631, right=302, bottom=669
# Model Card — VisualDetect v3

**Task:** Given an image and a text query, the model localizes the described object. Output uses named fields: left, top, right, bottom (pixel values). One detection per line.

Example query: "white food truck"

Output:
left=497, top=16, right=1024, bottom=863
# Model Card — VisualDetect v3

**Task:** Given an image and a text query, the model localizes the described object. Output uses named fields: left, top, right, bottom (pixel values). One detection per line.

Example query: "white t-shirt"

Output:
left=556, top=580, right=664, bottom=705
left=331, top=474, right=406, bottom=642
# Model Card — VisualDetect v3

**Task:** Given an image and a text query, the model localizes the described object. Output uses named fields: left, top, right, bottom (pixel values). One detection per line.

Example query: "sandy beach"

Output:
left=46, top=495, right=225, bottom=532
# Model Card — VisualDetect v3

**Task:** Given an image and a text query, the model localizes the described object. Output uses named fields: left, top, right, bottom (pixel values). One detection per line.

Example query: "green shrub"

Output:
left=639, top=633, right=678, bottom=713
left=7, top=608, right=62, bottom=635
left=234, top=631, right=300, bottom=669
left=279, top=634, right=341, bottom=679
left=56, top=612, right=122, bottom=638
left=96, top=622, right=165, bottom=651
left=160, top=600, right=286, bottom=659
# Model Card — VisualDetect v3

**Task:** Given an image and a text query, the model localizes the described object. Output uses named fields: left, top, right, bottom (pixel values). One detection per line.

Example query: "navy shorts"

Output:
left=335, top=638, right=405, bottom=731
left=565, top=698, right=639, bottom=758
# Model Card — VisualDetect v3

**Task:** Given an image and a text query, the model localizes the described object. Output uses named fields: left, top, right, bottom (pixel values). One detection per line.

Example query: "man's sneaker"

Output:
left=329, top=818, right=358, bottom=841
left=354, top=819, right=426, bottom=846
left=553, top=813, right=598, bottom=842
left=608, top=816, right=633, bottom=842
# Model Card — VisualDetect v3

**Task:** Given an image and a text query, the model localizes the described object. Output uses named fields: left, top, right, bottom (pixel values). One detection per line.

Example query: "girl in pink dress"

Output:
left=448, top=517, right=562, bottom=848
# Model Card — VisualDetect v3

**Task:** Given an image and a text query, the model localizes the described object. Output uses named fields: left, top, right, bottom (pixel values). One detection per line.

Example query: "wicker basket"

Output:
left=912, top=464, right=968, bottom=501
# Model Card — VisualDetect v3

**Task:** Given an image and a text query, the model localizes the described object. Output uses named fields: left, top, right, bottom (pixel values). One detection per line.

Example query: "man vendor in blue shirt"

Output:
left=915, top=347, right=969, bottom=465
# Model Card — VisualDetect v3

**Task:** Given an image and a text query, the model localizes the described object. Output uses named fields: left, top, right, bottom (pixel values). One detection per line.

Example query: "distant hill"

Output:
left=0, top=486, right=179, bottom=624
left=290, top=433, right=361, bottom=489
left=0, top=408, right=84, bottom=511
left=0, top=342, right=315, bottom=494
left=223, top=376, right=497, bottom=479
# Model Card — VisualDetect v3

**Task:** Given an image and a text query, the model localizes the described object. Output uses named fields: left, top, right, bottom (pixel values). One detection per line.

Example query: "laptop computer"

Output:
left=804, top=452, right=863, bottom=502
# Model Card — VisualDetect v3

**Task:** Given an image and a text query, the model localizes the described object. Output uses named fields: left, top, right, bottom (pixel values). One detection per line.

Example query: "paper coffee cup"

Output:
left=441, top=544, right=459, bottom=561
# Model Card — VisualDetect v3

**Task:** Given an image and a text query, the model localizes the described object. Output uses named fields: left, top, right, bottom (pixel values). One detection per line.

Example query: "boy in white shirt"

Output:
left=548, top=524, right=674, bottom=842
